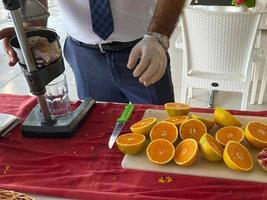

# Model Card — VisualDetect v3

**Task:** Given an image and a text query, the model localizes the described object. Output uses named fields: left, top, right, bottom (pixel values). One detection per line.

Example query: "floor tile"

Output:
left=0, top=56, right=22, bottom=87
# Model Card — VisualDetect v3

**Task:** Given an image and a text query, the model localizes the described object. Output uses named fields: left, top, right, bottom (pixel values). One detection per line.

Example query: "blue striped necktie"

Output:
left=89, top=0, right=114, bottom=40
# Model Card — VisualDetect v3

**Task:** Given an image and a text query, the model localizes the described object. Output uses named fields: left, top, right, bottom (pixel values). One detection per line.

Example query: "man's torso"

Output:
left=57, top=0, right=157, bottom=44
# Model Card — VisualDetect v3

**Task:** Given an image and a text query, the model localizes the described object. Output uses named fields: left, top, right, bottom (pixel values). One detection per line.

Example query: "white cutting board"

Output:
left=122, top=109, right=267, bottom=183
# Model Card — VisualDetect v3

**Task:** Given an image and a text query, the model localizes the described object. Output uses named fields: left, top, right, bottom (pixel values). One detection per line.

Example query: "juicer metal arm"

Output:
left=2, top=0, right=52, bottom=123
left=3, top=0, right=96, bottom=138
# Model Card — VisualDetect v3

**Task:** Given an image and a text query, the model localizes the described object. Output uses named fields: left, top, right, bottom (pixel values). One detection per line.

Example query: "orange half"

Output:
left=214, top=107, right=242, bottom=128
left=179, top=119, right=207, bottom=142
left=164, top=102, right=191, bottom=117
left=199, top=134, right=224, bottom=162
left=245, top=121, right=267, bottom=149
left=215, top=126, right=244, bottom=146
left=223, top=141, right=253, bottom=172
left=130, top=117, right=157, bottom=137
left=150, top=121, right=178, bottom=143
left=165, top=116, right=188, bottom=128
left=146, top=139, right=175, bottom=165
left=174, top=138, right=199, bottom=167
left=116, top=133, right=146, bottom=155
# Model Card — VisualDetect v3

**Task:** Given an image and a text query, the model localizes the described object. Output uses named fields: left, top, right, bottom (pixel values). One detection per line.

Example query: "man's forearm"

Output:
left=148, top=0, right=185, bottom=37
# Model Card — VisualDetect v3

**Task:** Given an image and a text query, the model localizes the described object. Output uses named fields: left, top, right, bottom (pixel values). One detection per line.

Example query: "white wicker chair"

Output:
left=256, top=1, right=267, bottom=105
left=258, top=31, right=267, bottom=104
left=250, top=31, right=266, bottom=105
left=180, top=7, right=262, bottom=110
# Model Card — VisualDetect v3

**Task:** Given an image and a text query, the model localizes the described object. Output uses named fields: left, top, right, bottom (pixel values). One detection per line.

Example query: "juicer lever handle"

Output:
left=3, top=0, right=21, bottom=10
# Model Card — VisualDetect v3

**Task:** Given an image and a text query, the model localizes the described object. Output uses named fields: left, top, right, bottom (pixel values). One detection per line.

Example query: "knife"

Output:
left=108, top=103, right=134, bottom=149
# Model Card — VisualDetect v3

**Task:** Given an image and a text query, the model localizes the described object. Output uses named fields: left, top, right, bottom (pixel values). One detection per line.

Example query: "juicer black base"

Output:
left=21, top=98, right=95, bottom=138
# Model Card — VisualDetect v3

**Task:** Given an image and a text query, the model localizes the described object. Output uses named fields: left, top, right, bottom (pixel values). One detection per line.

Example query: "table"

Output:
left=0, top=94, right=266, bottom=200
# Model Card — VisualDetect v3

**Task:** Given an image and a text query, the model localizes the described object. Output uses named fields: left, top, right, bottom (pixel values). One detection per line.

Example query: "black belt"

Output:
left=69, top=36, right=142, bottom=53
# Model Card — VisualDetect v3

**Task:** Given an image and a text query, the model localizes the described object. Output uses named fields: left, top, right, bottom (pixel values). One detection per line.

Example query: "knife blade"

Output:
left=108, top=103, right=134, bottom=149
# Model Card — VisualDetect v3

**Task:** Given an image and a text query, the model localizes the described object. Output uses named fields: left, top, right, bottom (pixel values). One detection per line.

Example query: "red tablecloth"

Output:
left=0, top=94, right=267, bottom=200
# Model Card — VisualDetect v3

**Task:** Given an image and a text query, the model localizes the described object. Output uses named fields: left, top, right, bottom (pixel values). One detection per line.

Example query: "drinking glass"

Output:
left=45, top=74, right=70, bottom=117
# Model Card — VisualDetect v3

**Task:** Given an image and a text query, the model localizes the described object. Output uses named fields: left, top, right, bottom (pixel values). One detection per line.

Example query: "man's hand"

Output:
left=128, top=0, right=184, bottom=87
left=0, top=0, right=48, bottom=67
left=0, top=27, right=17, bottom=66
left=127, top=35, right=167, bottom=87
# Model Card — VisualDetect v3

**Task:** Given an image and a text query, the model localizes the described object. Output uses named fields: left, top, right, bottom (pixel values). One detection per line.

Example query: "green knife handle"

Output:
left=117, top=104, right=134, bottom=122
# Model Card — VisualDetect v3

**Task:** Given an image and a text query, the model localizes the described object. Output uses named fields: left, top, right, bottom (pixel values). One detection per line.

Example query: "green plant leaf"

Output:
left=231, top=0, right=256, bottom=8
left=245, top=0, right=256, bottom=8
left=231, top=0, right=237, bottom=6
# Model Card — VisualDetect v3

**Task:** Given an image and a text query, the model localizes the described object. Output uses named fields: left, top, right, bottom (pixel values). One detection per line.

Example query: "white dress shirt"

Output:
left=57, top=0, right=157, bottom=44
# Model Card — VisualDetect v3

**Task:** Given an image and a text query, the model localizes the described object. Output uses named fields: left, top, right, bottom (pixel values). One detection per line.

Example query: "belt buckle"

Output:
left=98, top=44, right=106, bottom=53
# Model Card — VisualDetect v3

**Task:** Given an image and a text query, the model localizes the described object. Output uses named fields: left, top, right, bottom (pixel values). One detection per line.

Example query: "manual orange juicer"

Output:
left=2, top=0, right=95, bottom=138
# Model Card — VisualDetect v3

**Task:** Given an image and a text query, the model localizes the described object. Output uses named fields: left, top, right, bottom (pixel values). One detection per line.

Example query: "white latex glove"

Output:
left=127, top=35, right=167, bottom=87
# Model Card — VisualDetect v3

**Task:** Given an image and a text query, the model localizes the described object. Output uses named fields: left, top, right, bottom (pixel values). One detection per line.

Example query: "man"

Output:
left=0, top=0, right=185, bottom=104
